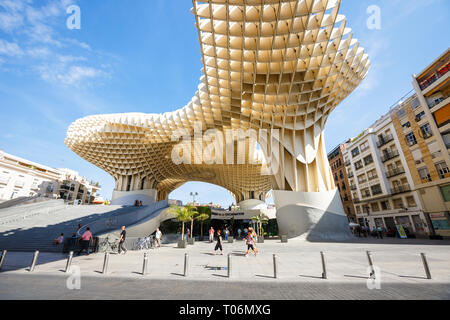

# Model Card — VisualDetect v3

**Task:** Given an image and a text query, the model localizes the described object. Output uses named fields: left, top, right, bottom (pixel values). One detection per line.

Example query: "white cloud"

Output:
left=0, top=39, right=24, bottom=56
left=0, top=0, right=115, bottom=87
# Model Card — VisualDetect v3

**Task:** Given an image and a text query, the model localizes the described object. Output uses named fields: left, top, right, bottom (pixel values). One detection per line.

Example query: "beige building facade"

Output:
left=0, top=149, right=100, bottom=205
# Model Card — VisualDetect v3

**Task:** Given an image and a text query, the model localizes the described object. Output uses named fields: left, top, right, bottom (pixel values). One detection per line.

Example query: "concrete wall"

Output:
left=111, top=189, right=157, bottom=206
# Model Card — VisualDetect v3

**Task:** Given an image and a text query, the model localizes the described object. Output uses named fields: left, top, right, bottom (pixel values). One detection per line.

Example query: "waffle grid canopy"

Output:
left=65, top=0, right=370, bottom=203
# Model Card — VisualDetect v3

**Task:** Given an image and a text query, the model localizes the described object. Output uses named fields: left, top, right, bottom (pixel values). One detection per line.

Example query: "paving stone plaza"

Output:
left=1, top=238, right=449, bottom=300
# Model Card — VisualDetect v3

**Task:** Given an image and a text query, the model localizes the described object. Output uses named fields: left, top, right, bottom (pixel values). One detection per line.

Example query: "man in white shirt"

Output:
left=155, top=228, right=162, bottom=248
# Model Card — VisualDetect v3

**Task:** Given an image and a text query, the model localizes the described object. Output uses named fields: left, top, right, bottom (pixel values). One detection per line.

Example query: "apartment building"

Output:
left=340, top=49, right=450, bottom=238
left=328, top=143, right=356, bottom=222
left=343, top=112, right=428, bottom=237
left=0, top=149, right=100, bottom=205
left=389, top=49, right=450, bottom=237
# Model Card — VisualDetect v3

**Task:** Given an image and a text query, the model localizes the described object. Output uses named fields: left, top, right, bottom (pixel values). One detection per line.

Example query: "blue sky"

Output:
left=0, top=0, right=449, bottom=207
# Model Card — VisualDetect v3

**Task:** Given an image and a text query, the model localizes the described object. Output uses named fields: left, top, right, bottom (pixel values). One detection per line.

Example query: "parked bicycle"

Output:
left=98, top=236, right=118, bottom=253
left=134, top=235, right=156, bottom=250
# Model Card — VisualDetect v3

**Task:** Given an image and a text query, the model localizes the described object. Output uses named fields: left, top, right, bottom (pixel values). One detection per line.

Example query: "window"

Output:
left=339, top=170, right=344, bottom=179
left=381, top=201, right=390, bottom=210
left=367, top=169, right=378, bottom=180
left=351, top=147, right=360, bottom=158
left=402, top=121, right=411, bottom=130
left=341, top=182, right=346, bottom=190
left=415, top=111, right=426, bottom=122
left=411, top=98, right=420, bottom=110
left=397, top=108, right=406, bottom=119
left=393, top=198, right=404, bottom=209
left=360, top=141, right=369, bottom=152
left=357, top=174, right=367, bottom=184
left=363, top=154, right=374, bottom=165
left=370, top=202, right=380, bottom=212
left=406, top=196, right=417, bottom=207
left=420, top=123, right=433, bottom=138
left=418, top=167, right=432, bottom=182
left=405, top=132, right=417, bottom=146
left=371, top=184, right=382, bottom=196
left=361, top=188, right=371, bottom=198
left=355, top=160, right=363, bottom=170
left=356, top=206, right=361, bottom=214
left=435, top=161, right=450, bottom=179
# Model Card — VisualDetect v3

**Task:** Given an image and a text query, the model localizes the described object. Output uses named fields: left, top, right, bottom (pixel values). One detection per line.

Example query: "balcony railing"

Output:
left=372, top=189, right=383, bottom=196
left=377, top=134, right=394, bottom=148
left=345, top=160, right=351, bottom=166
left=368, top=175, right=378, bottom=181
left=386, top=167, right=405, bottom=178
left=428, top=96, right=447, bottom=109
left=381, top=150, right=400, bottom=162
left=391, top=184, right=411, bottom=195
left=347, top=172, right=354, bottom=178
left=350, top=184, right=357, bottom=190
left=419, top=62, right=450, bottom=91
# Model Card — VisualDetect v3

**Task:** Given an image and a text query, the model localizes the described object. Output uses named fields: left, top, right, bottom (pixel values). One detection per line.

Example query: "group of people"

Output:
left=134, top=200, right=144, bottom=207
left=209, top=226, right=259, bottom=257
left=354, top=225, right=386, bottom=238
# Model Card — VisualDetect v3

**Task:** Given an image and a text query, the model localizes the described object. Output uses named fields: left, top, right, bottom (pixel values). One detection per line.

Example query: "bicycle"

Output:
left=135, top=235, right=156, bottom=250
left=98, top=236, right=118, bottom=253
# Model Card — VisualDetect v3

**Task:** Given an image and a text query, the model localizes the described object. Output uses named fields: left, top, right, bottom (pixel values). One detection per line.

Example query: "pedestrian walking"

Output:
left=213, top=230, right=223, bottom=255
left=249, top=227, right=259, bottom=254
left=118, top=226, right=127, bottom=254
left=186, top=227, right=190, bottom=240
left=244, top=230, right=257, bottom=257
left=237, top=228, right=242, bottom=239
left=224, top=228, right=229, bottom=241
left=155, top=228, right=162, bottom=248
left=77, top=227, right=93, bottom=256
left=377, top=226, right=383, bottom=239
left=209, top=227, right=215, bottom=243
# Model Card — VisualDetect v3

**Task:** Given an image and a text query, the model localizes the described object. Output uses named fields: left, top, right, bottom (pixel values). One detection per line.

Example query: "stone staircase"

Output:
left=0, top=204, right=140, bottom=252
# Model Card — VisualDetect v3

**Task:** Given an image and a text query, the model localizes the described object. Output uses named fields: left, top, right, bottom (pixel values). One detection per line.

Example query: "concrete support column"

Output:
left=273, top=189, right=352, bottom=241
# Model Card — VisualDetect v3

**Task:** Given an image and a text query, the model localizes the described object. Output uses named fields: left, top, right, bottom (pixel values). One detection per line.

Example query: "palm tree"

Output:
left=251, top=213, right=269, bottom=237
left=196, top=212, right=210, bottom=240
left=186, top=204, right=199, bottom=239
left=167, top=205, right=193, bottom=240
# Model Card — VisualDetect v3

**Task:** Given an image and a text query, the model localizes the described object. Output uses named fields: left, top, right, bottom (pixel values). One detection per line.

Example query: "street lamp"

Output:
left=190, top=192, right=198, bottom=205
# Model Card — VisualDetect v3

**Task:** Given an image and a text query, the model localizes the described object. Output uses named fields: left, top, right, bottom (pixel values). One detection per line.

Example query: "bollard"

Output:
left=273, top=254, right=278, bottom=279
left=65, top=251, right=74, bottom=273
left=320, top=251, right=327, bottom=279
left=366, top=251, right=375, bottom=279
left=0, top=250, right=7, bottom=271
left=420, top=253, right=432, bottom=280
left=29, top=250, right=39, bottom=272
left=102, top=252, right=110, bottom=274
left=142, top=252, right=149, bottom=275
left=228, top=253, right=232, bottom=278
left=184, top=253, right=189, bottom=277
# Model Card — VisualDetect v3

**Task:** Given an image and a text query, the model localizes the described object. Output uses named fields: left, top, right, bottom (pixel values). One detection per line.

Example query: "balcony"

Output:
left=419, top=62, right=450, bottom=91
left=347, top=172, right=354, bottom=178
left=381, top=150, right=400, bottom=162
left=391, top=184, right=411, bottom=195
left=368, top=175, right=378, bottom=181
left=377, top=134, right=394, bottom=148
left=353, top=197, right=361, bottom=203
left=14, top=181, right=25, bottom=188
left=372, top=189, right=383, bottom=196
left=386, top=167, right=405, bottom=178
left=428, top=96, right=447, bottom=109
left=345, top=160, right=351, bottom=166
left=350, top=184, right=357, bottom=190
